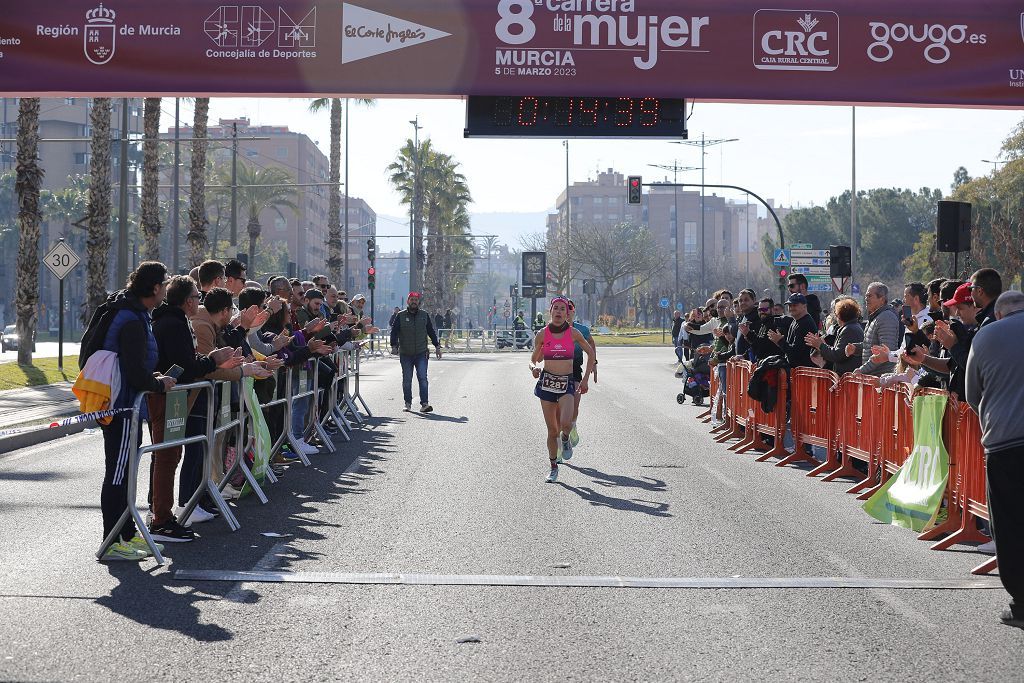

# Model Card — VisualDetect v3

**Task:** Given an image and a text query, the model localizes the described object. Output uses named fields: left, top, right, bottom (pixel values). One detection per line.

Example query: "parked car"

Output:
left=0, top=325, right=35, bottom=353
left=1, top=324, right=17, bottom=352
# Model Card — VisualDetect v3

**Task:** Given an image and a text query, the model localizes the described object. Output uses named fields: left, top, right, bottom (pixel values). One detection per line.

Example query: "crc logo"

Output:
left=867, top=22, right=987, bottom=65
left=753, top=10, right=839, bottom=72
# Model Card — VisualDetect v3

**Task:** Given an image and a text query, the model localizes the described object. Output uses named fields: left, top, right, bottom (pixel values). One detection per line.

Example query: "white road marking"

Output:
left=178, top=570, right=1002, bottom=591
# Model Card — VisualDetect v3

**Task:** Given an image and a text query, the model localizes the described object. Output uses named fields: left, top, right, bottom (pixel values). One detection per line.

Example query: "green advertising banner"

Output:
left=163, top=390, right=188, bottom=443
left=863, top=394, right=949, bottom=533
left=240, top=378, right=273, bottom=499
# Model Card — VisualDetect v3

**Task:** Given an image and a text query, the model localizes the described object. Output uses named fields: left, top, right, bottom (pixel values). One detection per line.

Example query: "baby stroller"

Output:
left=676, top=352, right=711, bottom=406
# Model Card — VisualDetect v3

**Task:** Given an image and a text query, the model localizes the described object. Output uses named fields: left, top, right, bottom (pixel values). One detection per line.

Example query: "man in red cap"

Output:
left=902, top=282, right=979, bottom=399
left=389, top=292, right=442, bottom=412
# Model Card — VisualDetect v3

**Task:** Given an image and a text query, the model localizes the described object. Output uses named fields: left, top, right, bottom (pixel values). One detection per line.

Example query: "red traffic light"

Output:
left=630, top=178, right=640, bottom=187
left=778, top=268, right=788, bottom=278
left=367, top=267, right=376, bottom=276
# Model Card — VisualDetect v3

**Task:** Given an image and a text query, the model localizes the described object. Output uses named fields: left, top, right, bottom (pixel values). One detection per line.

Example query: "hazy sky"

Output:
left=162, top=97, right=1020, bottom=237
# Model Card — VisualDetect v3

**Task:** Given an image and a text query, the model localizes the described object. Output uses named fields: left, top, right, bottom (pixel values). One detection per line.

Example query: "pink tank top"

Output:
left=543, top=325, right=573, bottom=361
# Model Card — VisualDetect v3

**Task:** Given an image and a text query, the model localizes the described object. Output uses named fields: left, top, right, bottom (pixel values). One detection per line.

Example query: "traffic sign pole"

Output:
left=42, top=239, right=81, bottom=372
left=58, top=278, right=64, bottom=371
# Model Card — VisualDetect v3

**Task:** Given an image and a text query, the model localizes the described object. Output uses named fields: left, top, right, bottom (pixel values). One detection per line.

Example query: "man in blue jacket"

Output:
left=97, top=262, right=178, bottom=561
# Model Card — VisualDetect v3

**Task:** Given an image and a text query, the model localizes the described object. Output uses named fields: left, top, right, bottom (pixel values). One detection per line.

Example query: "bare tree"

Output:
left=519, top=229, right=580, bottom=295
left=570, top=221, right=668, bottom=314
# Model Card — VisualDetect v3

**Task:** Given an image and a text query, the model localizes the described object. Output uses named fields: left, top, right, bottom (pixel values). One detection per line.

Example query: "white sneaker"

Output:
left=221, top=484, right=241, bottom=500
left=176, top=505, right=215, bottom=526
left=978, top=540, right=996, bottom=555
left=296, top=439, right=319, bottom=455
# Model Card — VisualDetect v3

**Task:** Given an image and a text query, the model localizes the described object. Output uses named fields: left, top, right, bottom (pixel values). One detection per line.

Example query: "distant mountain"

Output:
left=374, top=211, right=551, bottom=251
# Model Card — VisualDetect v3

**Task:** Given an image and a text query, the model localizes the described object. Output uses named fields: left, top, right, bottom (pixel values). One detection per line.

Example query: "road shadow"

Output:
left=557, top=482, right=672, bottom=518
left=412, top=412, right=469, bottom=423
left=563, top=464, right=666, bottom=492
left=91, top=413, right=403, bottom=641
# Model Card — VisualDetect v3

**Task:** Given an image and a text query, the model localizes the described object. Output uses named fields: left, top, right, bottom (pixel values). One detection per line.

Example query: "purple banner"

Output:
left=0, top=1, right=1021, bottom=106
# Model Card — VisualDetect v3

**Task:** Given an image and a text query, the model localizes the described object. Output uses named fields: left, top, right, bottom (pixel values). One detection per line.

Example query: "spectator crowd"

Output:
left=672, top=268, right=1024, bottom=629
left=84, top=259, right=378, bottom=561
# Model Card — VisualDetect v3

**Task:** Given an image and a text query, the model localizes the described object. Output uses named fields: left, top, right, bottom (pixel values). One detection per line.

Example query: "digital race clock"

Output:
left=464, top=96, right=688, bottom=139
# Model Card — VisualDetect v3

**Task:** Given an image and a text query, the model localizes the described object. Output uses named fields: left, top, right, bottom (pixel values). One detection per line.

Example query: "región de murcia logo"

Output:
left=84, top=3, right=116, bottom=65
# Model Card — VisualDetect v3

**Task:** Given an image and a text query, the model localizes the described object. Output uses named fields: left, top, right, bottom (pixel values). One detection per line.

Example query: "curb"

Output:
left=0, top=418, right=95, bottom=455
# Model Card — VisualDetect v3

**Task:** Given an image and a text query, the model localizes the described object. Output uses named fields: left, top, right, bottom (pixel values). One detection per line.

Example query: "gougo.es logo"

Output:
left=866, top=21, right=986, bottom=65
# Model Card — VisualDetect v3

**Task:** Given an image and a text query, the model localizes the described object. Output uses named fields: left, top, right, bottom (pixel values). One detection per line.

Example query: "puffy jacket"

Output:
left=101, top=290, right=164, bottom=410
left=151, top=303, right=216, bottom=384
left=856, top=306, right=899, bottom=376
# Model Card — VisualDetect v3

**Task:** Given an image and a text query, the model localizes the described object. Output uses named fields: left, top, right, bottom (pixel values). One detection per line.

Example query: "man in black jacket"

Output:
left=969, top=268, right=1002, bottom=329
left=741, top=297, right=779, bottom=362
left=768, top=294, right=817, bottom=368
left=148, top=276, right=239, bottom=541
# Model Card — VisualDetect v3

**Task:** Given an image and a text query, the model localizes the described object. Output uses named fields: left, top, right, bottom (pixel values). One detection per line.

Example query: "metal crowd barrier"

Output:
left=94, top=346, right=376, bottom=565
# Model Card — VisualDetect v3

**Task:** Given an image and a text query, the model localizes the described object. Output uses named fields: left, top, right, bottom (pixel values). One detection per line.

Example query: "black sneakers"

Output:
left=1000, top=609, right=1024, bottom=629
left=420, top=403, right=433, bottom=413
left=149, top=519, right=196, bottom=543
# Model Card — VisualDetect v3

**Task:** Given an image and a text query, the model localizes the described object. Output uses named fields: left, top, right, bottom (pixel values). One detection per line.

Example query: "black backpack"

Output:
left=78, top=296, right=118, bottom=370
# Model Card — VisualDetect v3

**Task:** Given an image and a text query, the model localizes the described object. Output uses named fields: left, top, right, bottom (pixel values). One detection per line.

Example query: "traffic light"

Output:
left=627, top=175, right=642, bottom=204
left=367, top=266, right=376, bottom=290
left=510, top=284, right=519, bottom=298
left=366, top=238, right=376, bottom=262
left=778, top=268, right=788, bottom=279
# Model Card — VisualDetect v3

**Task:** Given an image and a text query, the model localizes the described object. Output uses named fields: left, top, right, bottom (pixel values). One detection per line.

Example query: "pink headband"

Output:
left=549, top=296, right=569, bottom=309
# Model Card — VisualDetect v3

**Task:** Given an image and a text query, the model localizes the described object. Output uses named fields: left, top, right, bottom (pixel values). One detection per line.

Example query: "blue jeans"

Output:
left=400, top=352, right=429, bottom=405
left=291, top=367, right=311, bottom=439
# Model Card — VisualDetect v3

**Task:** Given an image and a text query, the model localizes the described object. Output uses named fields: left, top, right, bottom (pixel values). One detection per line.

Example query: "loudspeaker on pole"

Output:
left=936, top=201, right=971, bottom=253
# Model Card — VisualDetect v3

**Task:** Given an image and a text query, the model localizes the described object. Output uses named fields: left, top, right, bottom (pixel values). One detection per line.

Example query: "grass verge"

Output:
left=591, top=333, right=672, bottom=346
left=0, top=356, right=78, bottom=392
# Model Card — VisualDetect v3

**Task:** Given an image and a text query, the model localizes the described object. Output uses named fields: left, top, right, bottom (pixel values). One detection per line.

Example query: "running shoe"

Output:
left=99, top=541, right=147, bottom=562
left=127, top=535, right=165, bottom=555
left=546, top=466, right=559, bottom=483
left=420, top=403, right=433, bottom=413
left=569, top=424, right=580, bottom=447
left=560, top=436, right=573, bottom=461
left=149, top=520, right=196, bottom=543
left=405, top=402, right=412, bottom=411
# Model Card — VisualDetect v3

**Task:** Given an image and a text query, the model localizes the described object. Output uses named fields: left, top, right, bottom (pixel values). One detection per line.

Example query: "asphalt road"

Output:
left=0, top=348, right=1020, bottom=681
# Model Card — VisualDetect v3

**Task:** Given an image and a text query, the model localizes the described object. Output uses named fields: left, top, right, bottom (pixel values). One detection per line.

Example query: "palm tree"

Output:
left=187, top=97, right=210, bottom=267
left=387, top=138, right=434, bottom=292
left=140, top=97, right=162, bottom=260
left=14, top=97, right=43, bottom=365
left=45, top=175, right=89, bottom=239
left=217, top=163, right=298, bottom=274
left=308, top=97, right=375, bottom=285
left=85, top=98, right=113, bottom=323
left=421, top=153, right=470, bottom=307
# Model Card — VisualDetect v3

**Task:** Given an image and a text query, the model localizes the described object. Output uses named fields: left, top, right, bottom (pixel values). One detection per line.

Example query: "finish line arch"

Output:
left=0, top=1, right=1021, bottom=108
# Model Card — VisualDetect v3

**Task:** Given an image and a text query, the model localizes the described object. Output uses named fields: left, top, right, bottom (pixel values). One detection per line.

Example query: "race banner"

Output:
left=0, top=1, right=1021, bottom=107
left=862, top=394, right=950, bottom=533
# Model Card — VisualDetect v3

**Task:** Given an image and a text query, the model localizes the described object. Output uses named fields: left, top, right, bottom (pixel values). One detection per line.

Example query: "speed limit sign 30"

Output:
left=43, top=240, right=81, bottom=280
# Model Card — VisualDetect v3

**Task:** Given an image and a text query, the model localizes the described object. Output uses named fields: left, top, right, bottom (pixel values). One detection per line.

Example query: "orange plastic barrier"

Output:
left=822, top=373, right=882, bottom=494
left=736, top=369, right=789, bottom=461
left=716, top=359, right=753, bottom=444
left=930, top=404, right=997, bottom=575
left=783, top=368, right=840, bottom=471
left=854, top=383, right=914, bottom=499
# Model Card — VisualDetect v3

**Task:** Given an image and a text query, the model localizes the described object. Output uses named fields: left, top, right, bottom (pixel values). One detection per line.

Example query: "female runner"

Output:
left=530, top=297, right=596, bottom=483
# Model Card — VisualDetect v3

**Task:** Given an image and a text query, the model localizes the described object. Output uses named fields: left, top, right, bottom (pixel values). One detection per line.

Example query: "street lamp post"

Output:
left=673, top=134, right=738, bottom=298
left=648, top=160, right=699, bottom=307
left=409, top=116, right=422, bottom=295
left=981, top=158, right=1005, bottom=173
left=563, top=140, right=570, bottom=296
